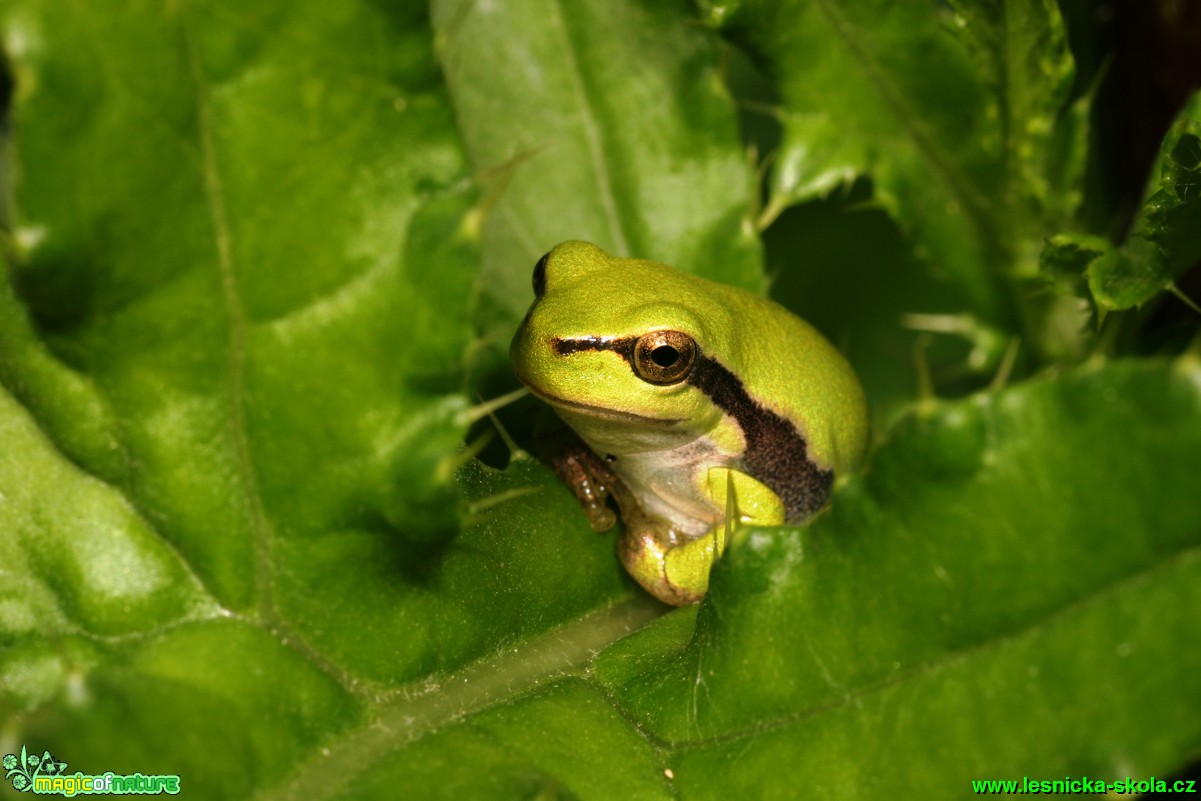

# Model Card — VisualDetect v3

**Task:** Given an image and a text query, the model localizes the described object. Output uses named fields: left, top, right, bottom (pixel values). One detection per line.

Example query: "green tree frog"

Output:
left=510, top=241, right=868, bottom=605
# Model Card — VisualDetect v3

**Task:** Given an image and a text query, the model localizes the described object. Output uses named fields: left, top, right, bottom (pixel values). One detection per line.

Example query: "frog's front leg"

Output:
left=539, top=427, right=619, bottom=532
left=616, top=468, right=786, bottom=606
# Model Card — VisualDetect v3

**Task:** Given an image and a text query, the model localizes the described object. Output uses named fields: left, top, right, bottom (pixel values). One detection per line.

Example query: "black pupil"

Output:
left=651, top=346, right=680, bottom=367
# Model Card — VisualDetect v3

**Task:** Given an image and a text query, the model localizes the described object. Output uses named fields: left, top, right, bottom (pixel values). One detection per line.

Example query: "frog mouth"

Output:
left=519, top=383, right=682, bottom=426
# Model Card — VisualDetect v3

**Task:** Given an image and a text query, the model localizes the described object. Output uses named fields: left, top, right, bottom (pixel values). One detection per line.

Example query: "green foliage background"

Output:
left=1, top=0, right=1199, bottom=798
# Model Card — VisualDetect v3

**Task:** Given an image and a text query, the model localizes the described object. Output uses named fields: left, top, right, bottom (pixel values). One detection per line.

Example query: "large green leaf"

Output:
left=602, top=359, right=1201, bottom=795
left=2, top=1, right=1199, bottom=799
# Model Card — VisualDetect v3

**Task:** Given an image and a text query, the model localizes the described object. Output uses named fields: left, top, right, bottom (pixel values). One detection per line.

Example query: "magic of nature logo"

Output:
left=3, top=745, right=180, bottom=796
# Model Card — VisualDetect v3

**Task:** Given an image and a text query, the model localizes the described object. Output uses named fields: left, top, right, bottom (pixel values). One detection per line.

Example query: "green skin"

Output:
left=510, top=241, right=868, bottom=605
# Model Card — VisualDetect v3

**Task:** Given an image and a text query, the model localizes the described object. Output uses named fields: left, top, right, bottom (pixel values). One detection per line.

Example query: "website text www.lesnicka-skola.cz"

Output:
left=971, top=776, right=1197, bottom=794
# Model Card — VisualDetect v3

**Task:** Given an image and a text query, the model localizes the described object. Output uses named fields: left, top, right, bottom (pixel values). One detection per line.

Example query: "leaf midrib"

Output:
left=256, top=595, right=665, bottom=801
left=548, top=0, right=630, bottom=257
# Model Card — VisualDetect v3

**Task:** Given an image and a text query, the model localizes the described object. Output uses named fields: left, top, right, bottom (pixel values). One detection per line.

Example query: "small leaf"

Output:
left=1083, top=91, right=1201, bottom=311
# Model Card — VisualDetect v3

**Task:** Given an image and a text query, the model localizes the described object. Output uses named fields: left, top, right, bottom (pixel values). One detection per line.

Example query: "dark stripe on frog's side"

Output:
left=687, top=354, right=833, bottom=521
left=551, top=336, right=833, bottom=522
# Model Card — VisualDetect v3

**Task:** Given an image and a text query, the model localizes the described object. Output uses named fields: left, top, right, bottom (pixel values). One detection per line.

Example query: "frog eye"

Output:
left=532, top=252, right=550, bottom=298
left=633, top=330, right=697, bottom=385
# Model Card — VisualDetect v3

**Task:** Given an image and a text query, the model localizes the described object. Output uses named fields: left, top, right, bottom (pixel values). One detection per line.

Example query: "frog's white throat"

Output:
left=552, top=406, right=739, bottom=539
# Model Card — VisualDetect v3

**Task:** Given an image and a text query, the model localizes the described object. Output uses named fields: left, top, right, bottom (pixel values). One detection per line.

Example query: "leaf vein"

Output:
left=181, top=11, right=276, bottom=618
left=548, top=0, right=630, bottom=255
left=811, top=0, right=999, bottom=255
left=671, top=537, right=1201, bottom=749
